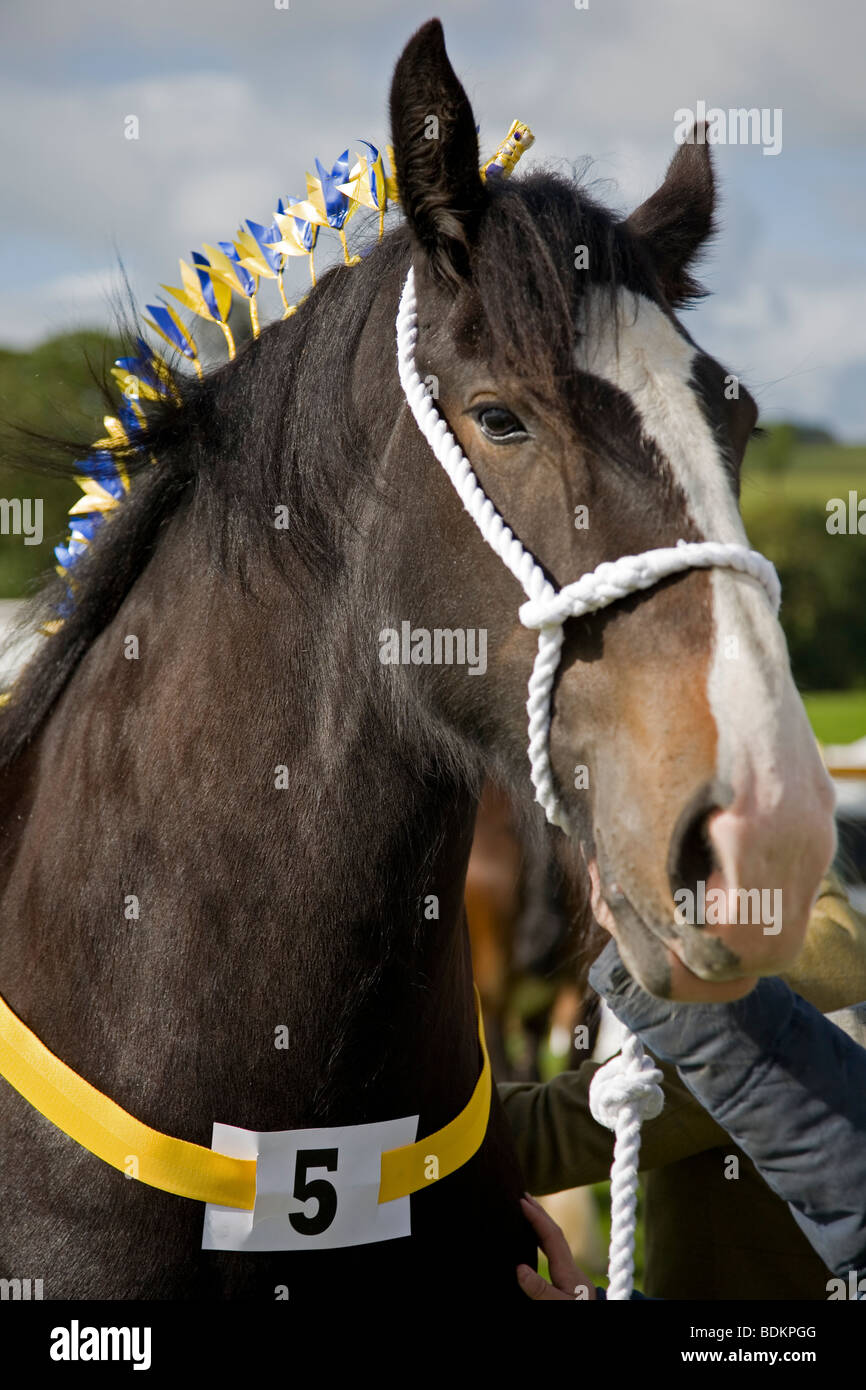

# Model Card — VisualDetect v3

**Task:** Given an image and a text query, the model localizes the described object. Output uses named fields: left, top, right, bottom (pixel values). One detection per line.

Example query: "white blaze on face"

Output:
left=573, top=287, right=802, bottom=822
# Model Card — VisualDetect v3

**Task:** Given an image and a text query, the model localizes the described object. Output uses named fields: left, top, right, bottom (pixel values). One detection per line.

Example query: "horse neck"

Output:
left=0, top=493, right=484, bottom=1136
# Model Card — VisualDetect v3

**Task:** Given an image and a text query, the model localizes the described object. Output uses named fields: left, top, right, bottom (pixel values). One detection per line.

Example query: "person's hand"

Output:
left=516, top=1193, right=598, bottom=1300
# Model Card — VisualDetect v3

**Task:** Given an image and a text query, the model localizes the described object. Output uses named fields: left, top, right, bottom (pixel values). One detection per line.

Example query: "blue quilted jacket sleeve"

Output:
left=588, top=940, right=866, bottom=1283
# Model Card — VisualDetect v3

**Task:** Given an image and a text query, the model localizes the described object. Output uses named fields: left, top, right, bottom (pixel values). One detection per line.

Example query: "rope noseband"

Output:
left=395, top=263, right=781, bottom=1299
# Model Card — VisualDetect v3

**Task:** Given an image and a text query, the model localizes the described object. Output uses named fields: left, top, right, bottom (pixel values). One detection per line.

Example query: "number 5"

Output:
left=289, top=1148, right=339, bottom=1235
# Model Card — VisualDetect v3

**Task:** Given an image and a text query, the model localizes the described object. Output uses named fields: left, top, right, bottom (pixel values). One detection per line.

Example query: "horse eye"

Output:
left=476, top=405, right=527, bottom=441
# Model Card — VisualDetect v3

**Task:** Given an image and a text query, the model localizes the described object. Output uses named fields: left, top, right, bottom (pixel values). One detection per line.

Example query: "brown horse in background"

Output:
left=465, top=780, right=601, bottom=1081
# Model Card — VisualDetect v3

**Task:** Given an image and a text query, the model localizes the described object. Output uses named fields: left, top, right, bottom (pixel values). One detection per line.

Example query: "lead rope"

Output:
left=395, top=264, right=781, bottom=1299
left=587, top=1034, right=665, bottom=1299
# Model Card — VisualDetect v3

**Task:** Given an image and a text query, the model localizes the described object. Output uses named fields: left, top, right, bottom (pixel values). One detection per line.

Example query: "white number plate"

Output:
left=201, top=1114, right=420, bottom=1252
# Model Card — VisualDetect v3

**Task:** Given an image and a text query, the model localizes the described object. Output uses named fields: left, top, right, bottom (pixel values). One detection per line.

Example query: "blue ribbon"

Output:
left=315, top=150, right=353, bottom=229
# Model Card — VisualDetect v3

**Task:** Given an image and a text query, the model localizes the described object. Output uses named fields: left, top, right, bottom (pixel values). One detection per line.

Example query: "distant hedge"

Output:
left=744, top=498, right=866, bottom=691
left=0, top=332, right=123, bottom=598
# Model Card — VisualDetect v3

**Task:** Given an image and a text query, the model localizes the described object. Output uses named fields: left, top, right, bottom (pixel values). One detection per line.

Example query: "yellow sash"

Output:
left=0, top=985, right=490, bottom=1210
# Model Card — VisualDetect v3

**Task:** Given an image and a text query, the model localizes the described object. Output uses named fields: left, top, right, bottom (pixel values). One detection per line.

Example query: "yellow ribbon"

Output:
left=379, top=986, right=491, bottom=1202
left=0, top=986, right=490, bottom=1212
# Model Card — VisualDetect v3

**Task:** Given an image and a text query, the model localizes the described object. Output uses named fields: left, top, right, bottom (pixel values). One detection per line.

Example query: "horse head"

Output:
left=386, top=20, right=835, bottom=1000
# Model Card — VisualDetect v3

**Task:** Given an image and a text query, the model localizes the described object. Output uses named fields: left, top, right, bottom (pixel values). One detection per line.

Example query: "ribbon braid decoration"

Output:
left=395, top=262, right=782, bottom=1300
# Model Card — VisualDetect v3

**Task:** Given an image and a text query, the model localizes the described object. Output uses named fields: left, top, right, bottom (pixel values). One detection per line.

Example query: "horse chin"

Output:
left=588, top=859, right=758, bottom=1003
left=613, top=896, right=759, bottom=1003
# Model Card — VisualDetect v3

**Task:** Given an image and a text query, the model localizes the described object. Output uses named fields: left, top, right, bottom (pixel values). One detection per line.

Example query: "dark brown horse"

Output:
left=0, top=20, right=834, bottom=1303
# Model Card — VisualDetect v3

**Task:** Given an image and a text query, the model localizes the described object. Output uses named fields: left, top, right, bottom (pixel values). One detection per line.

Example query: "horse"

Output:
left=0, top=19, right=835, bottom=1303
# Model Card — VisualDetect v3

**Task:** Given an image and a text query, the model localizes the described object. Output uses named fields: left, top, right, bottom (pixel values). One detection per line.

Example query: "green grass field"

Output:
left=741, top=441, right=866, bottom=515
left=802, top=690, right=866, bottom=745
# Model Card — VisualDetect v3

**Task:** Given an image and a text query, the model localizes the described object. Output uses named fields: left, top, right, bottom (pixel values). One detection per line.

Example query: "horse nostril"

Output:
left=667, top=785, right=724, bottom=918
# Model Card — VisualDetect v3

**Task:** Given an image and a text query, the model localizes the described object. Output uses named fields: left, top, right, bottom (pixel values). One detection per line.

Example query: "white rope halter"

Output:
left=395, top=263, right=781, bottom=1299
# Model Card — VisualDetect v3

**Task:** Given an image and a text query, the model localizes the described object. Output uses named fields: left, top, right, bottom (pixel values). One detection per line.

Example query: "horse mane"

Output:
left=0, top=170, right=649, bottom=769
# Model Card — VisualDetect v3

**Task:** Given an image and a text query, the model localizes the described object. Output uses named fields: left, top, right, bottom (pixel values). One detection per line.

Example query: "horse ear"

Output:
left=626, top=127, right=716, bottom=307
left=389, top=19, right=485, bottom=290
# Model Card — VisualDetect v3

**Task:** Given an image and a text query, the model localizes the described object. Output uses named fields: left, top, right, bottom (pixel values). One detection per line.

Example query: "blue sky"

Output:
left=1, top=0, right=864, bottom=438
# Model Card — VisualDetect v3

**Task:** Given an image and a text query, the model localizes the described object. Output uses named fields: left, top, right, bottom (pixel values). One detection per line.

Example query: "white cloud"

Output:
left=0, top=267, right=123, bottom=347
left=699, top=273, right=866, bottom=437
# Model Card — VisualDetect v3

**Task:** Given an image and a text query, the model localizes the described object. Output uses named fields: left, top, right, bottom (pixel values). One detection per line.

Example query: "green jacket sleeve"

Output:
left=779, top=869, right=866, bottom=1013
left=499, top=1058, right=728, bottom=1195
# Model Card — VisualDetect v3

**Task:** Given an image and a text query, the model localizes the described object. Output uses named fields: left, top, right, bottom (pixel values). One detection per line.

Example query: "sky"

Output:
left=1, top=0, right=864, bottom=438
